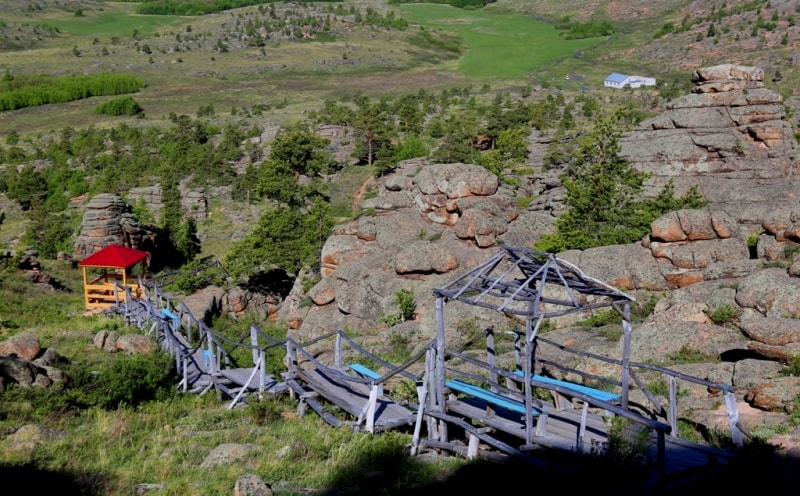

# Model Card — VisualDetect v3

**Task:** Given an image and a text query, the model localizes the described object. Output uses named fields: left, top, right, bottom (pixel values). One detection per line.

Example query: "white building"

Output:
left=604, top=72, right=656, bottom=89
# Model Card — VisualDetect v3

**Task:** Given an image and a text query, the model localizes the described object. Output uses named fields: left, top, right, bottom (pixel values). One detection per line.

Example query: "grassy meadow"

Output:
left=397, top=4, right=600, bottom=79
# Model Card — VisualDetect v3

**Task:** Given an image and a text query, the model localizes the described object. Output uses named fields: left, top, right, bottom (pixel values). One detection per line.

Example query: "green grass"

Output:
left=397, top=4, right=601, bottom=78
left=38, top=4, right=186, bottom=38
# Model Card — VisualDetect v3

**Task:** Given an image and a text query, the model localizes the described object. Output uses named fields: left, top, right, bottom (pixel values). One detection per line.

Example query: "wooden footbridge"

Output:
left=108, top=245, right=747, bottom=482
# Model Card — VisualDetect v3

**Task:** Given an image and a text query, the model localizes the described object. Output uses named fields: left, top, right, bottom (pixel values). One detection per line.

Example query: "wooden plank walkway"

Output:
left=115, top=290, right=287, bottom=406
left=296, top=366, right=416, bottom=432
left=441, top=394, right=732, bottom=477
left=111, top=282, right=739, bottom=481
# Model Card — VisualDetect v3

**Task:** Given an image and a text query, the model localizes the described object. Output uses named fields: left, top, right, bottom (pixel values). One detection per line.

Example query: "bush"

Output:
left=706, top=304, right=740, bottom=326
left=172, top=258, right=228, bottom=293
left=95, top=95, right=143, bottom=116
left=75, top=351, right=176, bottom=409
left=247, top=397, right=287, bottom=425
left=577, top=309, right=621, bottom=328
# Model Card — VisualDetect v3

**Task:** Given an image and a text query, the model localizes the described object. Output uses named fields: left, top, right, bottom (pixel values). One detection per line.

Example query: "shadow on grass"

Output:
left=0, top=461, right=107, bottom=495
left=322, top=438, right=800, bottom=495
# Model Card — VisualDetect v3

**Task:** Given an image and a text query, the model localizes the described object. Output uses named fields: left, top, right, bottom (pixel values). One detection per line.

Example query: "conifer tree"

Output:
left=537, top=112, right=707, bottom=252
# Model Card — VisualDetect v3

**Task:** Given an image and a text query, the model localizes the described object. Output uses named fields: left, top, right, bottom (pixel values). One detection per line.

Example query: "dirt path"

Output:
left=352, top=175, right=375, bottom=216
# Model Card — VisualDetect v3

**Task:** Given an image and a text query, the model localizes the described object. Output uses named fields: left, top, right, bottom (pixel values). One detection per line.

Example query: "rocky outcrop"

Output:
left=93, top=330, right=156, bottom=354
left=127, top=183, right=208, bottom=224
left=560, top=208, right=758, bottom=291
left=279, top=161, right=549, bottom=341
left=73, top=193, right=158, bottom=260
left=235, top=474, right=272, bottom=496
left=0, top=334, right=66, bottom=389
left=0, top=332, right=41, bottom=360
left=620, top=63, right=800, bottom=232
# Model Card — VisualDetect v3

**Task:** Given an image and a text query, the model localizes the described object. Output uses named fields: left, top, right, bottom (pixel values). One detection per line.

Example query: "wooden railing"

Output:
left=285, top=329, right=430, bottom=434
left=85, top=274, right=141, bottom=308
left=493, top=329, right=743, bottom=448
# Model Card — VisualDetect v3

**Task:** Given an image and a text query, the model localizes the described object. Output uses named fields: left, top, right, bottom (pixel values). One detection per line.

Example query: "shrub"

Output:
left=247, top=397, right=287, bottom=425
left=93, top=352, right=176, bottom=408
left=780, top=355, right=800, bottom=377
left=706, top=304, right=740, bottom=325
left=95, top=95, right=143, bottom=116
left=396, top=289, right=416, bottom=321
left=172, top=258, right=227, bottom=293
left=667, top=344, right=718, bottom=365
left=577, top=309, right=621, bottom=328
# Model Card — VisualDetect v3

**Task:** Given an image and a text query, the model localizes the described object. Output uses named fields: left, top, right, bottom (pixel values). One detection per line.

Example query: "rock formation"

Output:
left=0, top=333, right=66, bottom=389
left=127, top=183, right=208, bottom=224
left=274, top=64, right=800, bottom=440
left=278, top=161, right=554, bottom=342
left=620, top=63, right=799, bottom=233
left=72, top=193, right=157, bottom=260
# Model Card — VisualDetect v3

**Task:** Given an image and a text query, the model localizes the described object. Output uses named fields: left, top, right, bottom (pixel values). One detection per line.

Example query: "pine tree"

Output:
left=536, top=112, right=707, bottom=253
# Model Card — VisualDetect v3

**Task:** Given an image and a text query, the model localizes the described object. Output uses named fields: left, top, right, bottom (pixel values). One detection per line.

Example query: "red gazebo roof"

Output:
left=78, top=244, right=149, bottom=269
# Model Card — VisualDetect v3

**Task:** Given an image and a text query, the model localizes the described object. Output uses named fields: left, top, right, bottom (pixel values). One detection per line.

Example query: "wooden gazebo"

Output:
left=78, top=244, right=149, bottom=310
left=429, top=245, right=637, bottom=446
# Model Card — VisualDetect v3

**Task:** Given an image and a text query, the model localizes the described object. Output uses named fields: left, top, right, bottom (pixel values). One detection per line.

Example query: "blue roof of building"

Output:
left=605, top=73, right=629, bottom=83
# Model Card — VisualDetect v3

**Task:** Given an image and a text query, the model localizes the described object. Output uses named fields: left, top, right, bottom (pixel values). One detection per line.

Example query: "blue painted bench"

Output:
left=349, top=363, right=383, bottom=395
left=512, top=370, right=620, bottom=410
left=445, top=379, right=529, bottom=415
left=445, top=379, right=547, bottom=436
left=161, top=308, right=179, bottom=331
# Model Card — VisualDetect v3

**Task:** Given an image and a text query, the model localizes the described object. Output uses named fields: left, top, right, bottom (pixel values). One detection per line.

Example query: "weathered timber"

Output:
left=296, top=367, right=415, bottom=432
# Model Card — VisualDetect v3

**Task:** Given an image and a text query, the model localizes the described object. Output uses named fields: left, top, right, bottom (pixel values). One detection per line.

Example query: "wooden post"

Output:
left=250, top=325, right=259, bottom=366
left=286, top=340, right=297, bottom=401
left=668, top=375, right=677, bottom=436
left=287, top=340, right=297, bottom=379
left=334, top=332, right=342, bottom=369
left=486, top=328, right=497, bottom=393
left=81, top=267, right=89, bottom=309
left=425, top=347, right=438, bottom=442
left=435, top=296, right=447, bottom=443
left=621, top=302, right=632, bottom=409
left=577, top=402, right=588, bottom=453
left=524, top=308, right=534, bottom=445
left=725, top=390, right=744, bottom=447
left=467, top=433, right=479, bottom=460
left=122, top=268, right=127, bottom=302
left=410, top=379, right=427, bottom=456
left=259, top=349, right=266, bottom=391
left=366, top=384, right=378, bottom=434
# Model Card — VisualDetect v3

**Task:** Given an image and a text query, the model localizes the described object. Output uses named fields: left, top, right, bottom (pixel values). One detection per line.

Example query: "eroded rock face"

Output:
left=280, top=161, right=546, bottom=341
left=127, top=183, right=208, bottom=224
left=620, top=63, right=799, bottom=233
left=73, top=193, right=159, bottom=261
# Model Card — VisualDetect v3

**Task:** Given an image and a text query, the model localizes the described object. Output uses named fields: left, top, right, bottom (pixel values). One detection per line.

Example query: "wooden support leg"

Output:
left=410, top=383, right=427, bottom=456
left=297, top=392, right=316, bottom=418
left=576, top=402, right=588, bottom=453
left=366, top=385, right=378, bottom=434
left=467, top=427, right=494, bottom=460
left=467, top=433, right=480, bottom=460
left=552, top=391, right=572, bottom=411
left=534, top=411, right=548, bottom=437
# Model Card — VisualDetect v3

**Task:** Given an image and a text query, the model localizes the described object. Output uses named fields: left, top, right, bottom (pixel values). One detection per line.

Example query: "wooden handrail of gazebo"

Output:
left=77, top=244, right=149, bottom=310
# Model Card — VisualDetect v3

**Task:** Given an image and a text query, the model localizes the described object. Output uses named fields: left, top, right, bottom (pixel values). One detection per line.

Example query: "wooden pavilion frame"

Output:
left=78, top=244, right=149, bottom=310
left=429, top=245, right=637, bottom=446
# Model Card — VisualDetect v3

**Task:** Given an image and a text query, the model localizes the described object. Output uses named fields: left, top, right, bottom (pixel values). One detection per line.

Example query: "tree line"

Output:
left=0, top=72, right=145, bottom=112
left=131, top=0, right=342, bottom=16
